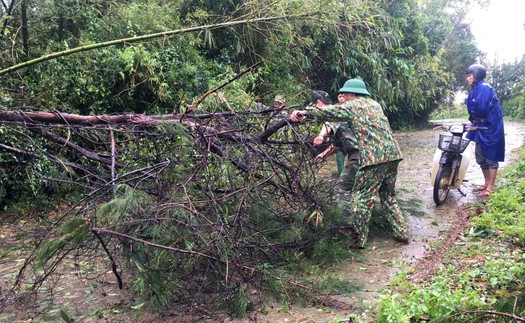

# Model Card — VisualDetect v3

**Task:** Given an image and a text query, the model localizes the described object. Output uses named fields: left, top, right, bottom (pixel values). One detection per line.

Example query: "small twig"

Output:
left=446, top=310, right=525, bottom=322
left=91, top=227, right=226, bottom=261
left=92, top=230, right=123, bottom=289
left=109, top=126, right=116, bottom=194
left=216, top=91, right=234, bottom=112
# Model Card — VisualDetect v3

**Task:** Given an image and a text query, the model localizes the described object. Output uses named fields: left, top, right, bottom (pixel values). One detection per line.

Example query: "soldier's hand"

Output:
left=290, top=110, right=306, bottom=122
left=313, top=135, right=324, bottom=146
left=314, top=154, right=325, bottom=164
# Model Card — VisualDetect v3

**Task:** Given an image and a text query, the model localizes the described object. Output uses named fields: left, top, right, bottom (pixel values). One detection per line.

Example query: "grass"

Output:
left=373, top=145, right=525, bottom=322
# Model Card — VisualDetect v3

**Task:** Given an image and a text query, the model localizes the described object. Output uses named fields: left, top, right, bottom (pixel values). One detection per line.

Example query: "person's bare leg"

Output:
left=475, top=169, right=490, bottom=191
left=486, top=169, right=498, bottom=192
left=479, top=169, right=497, bottom=197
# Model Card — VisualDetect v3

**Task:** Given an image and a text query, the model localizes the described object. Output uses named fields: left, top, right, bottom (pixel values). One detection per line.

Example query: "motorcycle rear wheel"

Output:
left=433, top=163, right=452, bottom=205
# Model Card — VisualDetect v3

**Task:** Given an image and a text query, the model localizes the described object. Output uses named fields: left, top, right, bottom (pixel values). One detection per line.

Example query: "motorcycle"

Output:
left=430, top=123, right=483, bottom=205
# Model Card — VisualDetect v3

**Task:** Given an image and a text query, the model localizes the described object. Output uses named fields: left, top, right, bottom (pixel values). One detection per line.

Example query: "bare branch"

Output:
left=193, top=61, right=263, bottom=109
left=0, top=142, right=36, bottom=158
left=27, top=126, right=123, bottom=168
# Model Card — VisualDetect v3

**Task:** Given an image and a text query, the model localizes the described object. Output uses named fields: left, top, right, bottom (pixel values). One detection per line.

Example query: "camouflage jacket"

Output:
left=326, top=122, right=358, bottom=156
left=307, top=97, right=402, bottom=167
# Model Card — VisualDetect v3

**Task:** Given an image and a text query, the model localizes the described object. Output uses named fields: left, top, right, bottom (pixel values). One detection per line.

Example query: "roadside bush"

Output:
left=471, top=148, right=525, bottom=247
left=375, top=146, right=525, bottom=322
left=503, top=94, right=525, bottom=120
left=376, top=276, right=485, bottom=322
left=429, top=103, right=469, bottom=121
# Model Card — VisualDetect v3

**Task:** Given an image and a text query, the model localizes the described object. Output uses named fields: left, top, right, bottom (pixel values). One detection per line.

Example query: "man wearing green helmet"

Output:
left=290, top=78, right=409, bottom=248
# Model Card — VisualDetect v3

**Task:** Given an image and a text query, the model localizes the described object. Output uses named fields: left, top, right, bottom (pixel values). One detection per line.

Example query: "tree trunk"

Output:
left=1, top=0, right=16, bottom=39
left=21, top=0, right=29, bottom=57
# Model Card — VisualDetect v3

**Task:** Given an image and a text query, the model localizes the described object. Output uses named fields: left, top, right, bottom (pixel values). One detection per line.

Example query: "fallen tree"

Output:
left=0, top=82, right=348, bottom=317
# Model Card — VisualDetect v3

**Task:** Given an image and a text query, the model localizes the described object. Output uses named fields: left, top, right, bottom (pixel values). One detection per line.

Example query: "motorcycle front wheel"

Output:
left=433, top=163, right=452, bottom=205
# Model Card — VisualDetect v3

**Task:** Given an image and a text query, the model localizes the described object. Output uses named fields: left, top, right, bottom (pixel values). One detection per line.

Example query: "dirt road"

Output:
left=243, top=120, right=525, bottom=322
left=1, top=121, right=523, bottom=322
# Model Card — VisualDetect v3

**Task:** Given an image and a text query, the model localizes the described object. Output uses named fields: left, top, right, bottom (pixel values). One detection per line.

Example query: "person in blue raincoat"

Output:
left=465, top=64, right=505, bottom=197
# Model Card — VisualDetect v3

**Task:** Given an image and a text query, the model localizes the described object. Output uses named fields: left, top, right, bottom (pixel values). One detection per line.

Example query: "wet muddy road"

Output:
left=396, top=120, right=524, bottom=269
left=2, top=122, right=523, bottom=323
left=244, top=120, right=525, bottom=322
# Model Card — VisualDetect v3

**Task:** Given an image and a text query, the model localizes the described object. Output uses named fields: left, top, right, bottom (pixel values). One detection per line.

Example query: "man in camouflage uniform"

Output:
left=331, top=121, right=359, bottom=192
left=334, top=93, right=353, bottom=176
left=311, top=91, right=359, bottom=189
left=290, top=79, right=409, bottom=248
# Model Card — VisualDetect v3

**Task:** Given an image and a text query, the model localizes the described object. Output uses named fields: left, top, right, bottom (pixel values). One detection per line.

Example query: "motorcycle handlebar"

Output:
left=432, top=123, right=488, bottom=132
left=465, top=125, right=488, bottom=132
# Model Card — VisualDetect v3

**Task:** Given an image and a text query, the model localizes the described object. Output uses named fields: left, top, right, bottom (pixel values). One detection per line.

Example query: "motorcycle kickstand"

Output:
left=457, top=187, right=467, bottom=196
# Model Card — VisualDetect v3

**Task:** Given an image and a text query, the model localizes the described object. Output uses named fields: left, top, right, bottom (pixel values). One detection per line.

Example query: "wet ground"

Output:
left=240, top=120, right=525, bottom=322
left=1, top=121, right=524, bottom=322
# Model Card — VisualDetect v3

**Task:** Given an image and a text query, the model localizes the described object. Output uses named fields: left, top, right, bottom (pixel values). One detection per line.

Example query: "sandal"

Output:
left=472, top=185, right=487, bottom=192
left=478, top=189, right=493, bottom=197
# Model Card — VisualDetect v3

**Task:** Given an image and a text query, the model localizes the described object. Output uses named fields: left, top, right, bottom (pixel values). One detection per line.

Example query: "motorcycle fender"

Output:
left=430, top=148, right=442, bottom=185
left=453, top=149, right=471, bottom=188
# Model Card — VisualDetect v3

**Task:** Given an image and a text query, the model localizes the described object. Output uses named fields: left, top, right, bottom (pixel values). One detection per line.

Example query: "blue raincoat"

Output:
left=465, top=80, right=505, bottom=162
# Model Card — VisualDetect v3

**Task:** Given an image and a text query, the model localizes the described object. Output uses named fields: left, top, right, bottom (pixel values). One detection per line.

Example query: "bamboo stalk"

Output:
left=0, top=14, right=312, bottom=76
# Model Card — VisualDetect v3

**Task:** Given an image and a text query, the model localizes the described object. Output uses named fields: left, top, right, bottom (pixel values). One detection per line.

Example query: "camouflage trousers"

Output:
left=336, top=160, right=408, bottom=247
left=335, top=151, right=345, bottom=176
left=334, top=150, right=359, bottom=192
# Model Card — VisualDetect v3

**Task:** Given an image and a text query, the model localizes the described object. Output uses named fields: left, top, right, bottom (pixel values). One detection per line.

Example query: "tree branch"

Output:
left=0, top=142, right=36, bottom=159
left=0, top=0, right=15, bottom=39
left=449, top=310, right=525, bottom=322
left=27, top=126, right=123, bottom=168
left=92, top=230, right=123, bottom=289
left=193, top=61, right=263, bottom=109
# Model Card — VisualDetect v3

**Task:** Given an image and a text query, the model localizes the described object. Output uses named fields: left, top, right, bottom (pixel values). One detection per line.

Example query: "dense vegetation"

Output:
left=1, top=0, right=524, bottom=320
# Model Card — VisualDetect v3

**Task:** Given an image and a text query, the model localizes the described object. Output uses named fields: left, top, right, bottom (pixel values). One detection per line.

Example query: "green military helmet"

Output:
left=338, top=78, right=371, bottom=96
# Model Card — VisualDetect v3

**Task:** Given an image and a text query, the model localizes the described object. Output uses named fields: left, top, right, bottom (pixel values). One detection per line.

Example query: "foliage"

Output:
left=1, top=0, right=513, bottom=318
left=490, top=56, right=525, bottom=119
left=375, top=146, right=525, bottom=322
left=0, top=123, right=81, bottom=212
left=376, top=276, right=485, bottom=322
left=313, top=275, right=360, bottom=295
left=377, top=238, right=525, bottom=322
left=1, top=0, right=493, bottom=128
left=0, top=0, right=483, bottom=120
left=471, top=148, right=525, bottom=246
left=429, top=103, right=470, bottom=120
left=35, top=217, right=89, bottom=268
left=429, top=0, right=486, bottom=93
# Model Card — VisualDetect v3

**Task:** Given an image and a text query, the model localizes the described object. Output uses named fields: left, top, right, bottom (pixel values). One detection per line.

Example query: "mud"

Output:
left=1, top=121, right=524, bottom=322
left=241, top=120, right=525, bottom=322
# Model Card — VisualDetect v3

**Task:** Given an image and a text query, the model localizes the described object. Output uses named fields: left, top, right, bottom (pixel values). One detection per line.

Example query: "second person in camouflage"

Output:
left=311, top=91, right=359, bottom=193
left=290, top=79, right=409, bottom=248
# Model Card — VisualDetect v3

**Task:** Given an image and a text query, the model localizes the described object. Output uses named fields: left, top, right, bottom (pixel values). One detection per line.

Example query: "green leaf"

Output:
left=60, top=308, right=71, bottom=323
